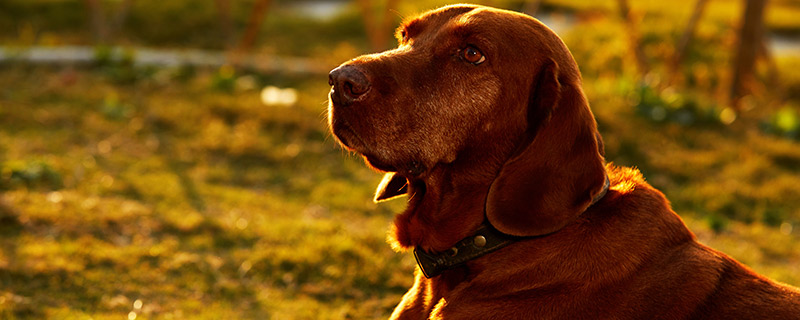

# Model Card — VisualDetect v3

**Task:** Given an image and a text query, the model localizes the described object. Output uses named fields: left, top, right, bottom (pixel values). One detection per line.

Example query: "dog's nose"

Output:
left=329, top=65, right=370, bottom=104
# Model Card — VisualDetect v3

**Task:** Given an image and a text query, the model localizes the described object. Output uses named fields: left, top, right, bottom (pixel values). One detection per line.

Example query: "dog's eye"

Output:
left=400, top=30, right=408, bottom=42
left=461, top=46, right=485, bottom=65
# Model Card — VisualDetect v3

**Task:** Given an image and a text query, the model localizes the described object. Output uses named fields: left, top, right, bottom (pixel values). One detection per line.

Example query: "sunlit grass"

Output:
left=1, top=0, right=800, bottom=318
left=0, top=64, right=412, bottom=318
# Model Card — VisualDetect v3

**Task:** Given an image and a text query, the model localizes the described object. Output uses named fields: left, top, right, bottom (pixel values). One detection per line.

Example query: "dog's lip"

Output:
left=333, top=122, right=426, bottom=175
left=363, top=154, right=399, bottom=172
left=330, top=116, right=363, bottom=149
left=331, top=117, right=401, bottom=173
left=330, top=96, right=413, bottom=174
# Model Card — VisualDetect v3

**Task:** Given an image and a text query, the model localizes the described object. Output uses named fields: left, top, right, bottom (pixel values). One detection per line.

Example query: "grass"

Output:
left=0, top=65, right=412, bottom=318
left=1, top=0, right=800, bottom=318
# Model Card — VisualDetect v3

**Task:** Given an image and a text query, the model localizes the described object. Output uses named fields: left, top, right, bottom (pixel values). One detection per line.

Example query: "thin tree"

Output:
left=84, top=0, right=109, bottom=43
left=670, top=0, right=710, bottom=83
left=356, top=0, right=400, bottom=51
left=730, top=0, right=768, bottom=111
left=83, top=0, right=134, bottom=44
left=238, top=0, right=273, bottom=54
left=112, top=0, right=134, bottom=37
left=215, top=0, right=235, bottom=49
left=616, top=0, right=649, bottom=78
left=522, top=0, right=543, bottom=16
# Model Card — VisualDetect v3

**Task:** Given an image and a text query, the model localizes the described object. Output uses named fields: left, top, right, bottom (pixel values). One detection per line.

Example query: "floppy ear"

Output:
left=374, top=172, right=408, bottom=202
left=486, top=59, right=607, bottom=237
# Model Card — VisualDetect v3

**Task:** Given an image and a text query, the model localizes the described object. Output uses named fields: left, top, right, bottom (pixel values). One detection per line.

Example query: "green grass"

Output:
left=2, top=0, right=800, bottom=318
left=0, top=65, right=412, bottom=318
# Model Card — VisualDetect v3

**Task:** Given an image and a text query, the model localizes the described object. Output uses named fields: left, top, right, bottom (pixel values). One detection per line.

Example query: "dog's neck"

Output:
left=413, top=176, right=610, bottom=278
left=390, top=138, right=515, bottom=252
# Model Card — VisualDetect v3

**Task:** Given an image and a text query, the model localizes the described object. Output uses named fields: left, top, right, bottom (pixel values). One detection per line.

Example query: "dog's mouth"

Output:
left=328, top=107, right=370, bottom=151
left=407, top=179, right=426, bottom=207
left=329, top=118, right=359, bottom=150
left=329, top=113, right=402, bottom=173
left=363, top=154, right=399, bottom=172
left=329, top=93, right=431, bottom=178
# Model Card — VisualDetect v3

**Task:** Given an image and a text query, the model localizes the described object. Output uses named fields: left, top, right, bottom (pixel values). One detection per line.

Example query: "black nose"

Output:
left=328, top=65, right=370, bottom=105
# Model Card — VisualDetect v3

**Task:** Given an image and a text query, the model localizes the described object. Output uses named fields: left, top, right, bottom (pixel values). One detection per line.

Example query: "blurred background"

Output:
left=1, top=0, right=799, bottom=318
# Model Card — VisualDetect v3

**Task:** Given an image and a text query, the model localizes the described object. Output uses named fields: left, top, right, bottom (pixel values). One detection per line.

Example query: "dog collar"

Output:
left=413, top=175, right=610, bottom=278
left=414, top=222, right=516, bottom=278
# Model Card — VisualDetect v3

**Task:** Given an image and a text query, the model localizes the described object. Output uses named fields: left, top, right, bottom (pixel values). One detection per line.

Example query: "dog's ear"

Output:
left=486, top=59, right=606, bottom=237
left=374, top=172, right=408, bottom=202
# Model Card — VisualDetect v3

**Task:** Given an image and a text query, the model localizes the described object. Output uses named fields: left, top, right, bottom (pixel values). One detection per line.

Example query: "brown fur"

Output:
left=327, top=4, right=800, bottom=319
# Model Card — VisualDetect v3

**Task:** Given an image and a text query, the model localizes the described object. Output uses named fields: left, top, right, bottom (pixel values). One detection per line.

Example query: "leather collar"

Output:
left=413, top=175, right=611, bottom=278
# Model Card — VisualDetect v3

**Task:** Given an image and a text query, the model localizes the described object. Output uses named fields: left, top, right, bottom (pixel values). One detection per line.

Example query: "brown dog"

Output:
left=327, top=4, right=800, bottom=319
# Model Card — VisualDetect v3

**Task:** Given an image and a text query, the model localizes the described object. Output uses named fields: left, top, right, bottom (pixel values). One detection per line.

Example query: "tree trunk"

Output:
left=84, top=0, right=109, bottom=43
left=617, top=0, right=649, bottom=78
left=215, top=0, right=235, bottom=49
left=357, top=0, right=400, bottom=51
left=238, top=0, right=272, bottom=54
left=522, top=0, right=543, bottom=16
left=670, top=0, right=710, bottom=82
left=381, top=0, right=400, bottom=49
left=84, top=0, right=135, bottom=44
left=730, top=0, right=768, bottom=111
left=111, top=0, right=134, bottom=37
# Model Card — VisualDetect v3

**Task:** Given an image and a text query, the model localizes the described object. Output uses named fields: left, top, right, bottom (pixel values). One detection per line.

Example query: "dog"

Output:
left=327, top=4, right=800, bottom=319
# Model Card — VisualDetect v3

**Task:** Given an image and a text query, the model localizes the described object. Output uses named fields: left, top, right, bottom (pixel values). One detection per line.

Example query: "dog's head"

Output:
left=328, top=5, right=606, bottom=243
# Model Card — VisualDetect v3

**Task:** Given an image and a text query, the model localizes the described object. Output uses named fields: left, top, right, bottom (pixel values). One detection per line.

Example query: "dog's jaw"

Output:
left=387, top=162, right=492, bottom=253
